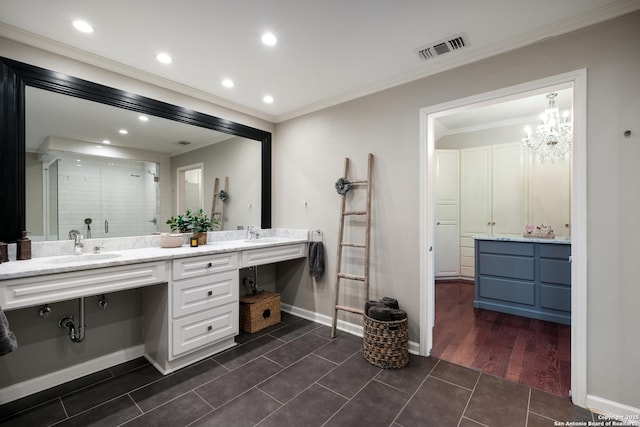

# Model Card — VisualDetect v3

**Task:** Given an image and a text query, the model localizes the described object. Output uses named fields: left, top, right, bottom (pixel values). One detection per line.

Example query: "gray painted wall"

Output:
left=0, top=289, right=144, bottom=388
left=170, top=136, right=262, bottom=230
left=272, top=12, right=640, bottom=409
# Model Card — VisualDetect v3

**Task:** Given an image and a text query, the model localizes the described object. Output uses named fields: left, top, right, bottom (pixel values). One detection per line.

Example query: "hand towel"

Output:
left=367, top=305, right=393, bottom=321
left=0, top=306, right=18, bottom=356
left=390, top=309, right=407, bottom=321
left=381, top=297, right=399, bottom=309
left=308, top=241, right=325, bottom=278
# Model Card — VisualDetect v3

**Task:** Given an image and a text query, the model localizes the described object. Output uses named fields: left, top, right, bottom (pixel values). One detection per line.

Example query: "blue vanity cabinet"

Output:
left=474, top=239, right=571, bottom=324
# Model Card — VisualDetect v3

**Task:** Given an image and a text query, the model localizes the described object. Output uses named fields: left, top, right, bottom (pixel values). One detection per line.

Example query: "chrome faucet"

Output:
left=74, top=233, right=84, bottom=255
left=246, top=226, right=261, bottom=240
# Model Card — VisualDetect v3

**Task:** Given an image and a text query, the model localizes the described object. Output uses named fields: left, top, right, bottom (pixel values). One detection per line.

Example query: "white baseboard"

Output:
left=0, top=345, right=145, bottom=405
left=280, top=303, right=420, bottom=355
left=586, top=394, right=640, bottom=425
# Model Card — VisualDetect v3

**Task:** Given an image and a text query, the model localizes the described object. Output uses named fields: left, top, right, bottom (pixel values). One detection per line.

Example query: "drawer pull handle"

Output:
left=207, top=290, right=213, bottom=296
left=207, top=262, right=213, bottom=268
left=207, top=325, right=212, bottom=331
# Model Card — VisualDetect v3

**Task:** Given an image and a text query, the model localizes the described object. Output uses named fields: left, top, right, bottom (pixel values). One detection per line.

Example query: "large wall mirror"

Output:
left=0, top=57, right=271, bottom=243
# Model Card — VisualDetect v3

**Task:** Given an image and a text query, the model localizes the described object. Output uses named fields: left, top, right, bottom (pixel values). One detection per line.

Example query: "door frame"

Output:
left=418, top=69, right=587, bottom=406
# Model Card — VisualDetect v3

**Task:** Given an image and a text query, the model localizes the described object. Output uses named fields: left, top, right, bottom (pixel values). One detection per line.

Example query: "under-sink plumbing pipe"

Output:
left=242, top=266, right=259, bottom=294
left=58, top=297, right=86, bottom=343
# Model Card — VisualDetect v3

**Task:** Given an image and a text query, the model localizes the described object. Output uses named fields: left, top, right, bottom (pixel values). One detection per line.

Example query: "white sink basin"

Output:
left=45, top=253, right=122, bottom=264
left=243, top=238, right=279, bottom=244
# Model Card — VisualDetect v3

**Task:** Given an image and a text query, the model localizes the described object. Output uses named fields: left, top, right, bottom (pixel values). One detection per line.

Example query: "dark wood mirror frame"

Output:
left=0, top=57, right=271, bottom=243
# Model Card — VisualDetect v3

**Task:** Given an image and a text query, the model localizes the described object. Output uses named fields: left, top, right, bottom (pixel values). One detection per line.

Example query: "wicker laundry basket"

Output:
left=362, top=313, right=409, bottom=369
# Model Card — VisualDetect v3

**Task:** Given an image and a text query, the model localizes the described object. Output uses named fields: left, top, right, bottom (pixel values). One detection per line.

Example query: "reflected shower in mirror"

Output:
left=37, top=152, right=160, bottom=240
left=25, top=86, right=262, bottom=241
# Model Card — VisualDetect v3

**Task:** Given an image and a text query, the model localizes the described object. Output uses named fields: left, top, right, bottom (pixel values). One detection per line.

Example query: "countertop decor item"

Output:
left=159, top=233, right=185, bottom=248
left=166, top=209, right=219, bottom=245
left=16, top=231, right=31, bottom=260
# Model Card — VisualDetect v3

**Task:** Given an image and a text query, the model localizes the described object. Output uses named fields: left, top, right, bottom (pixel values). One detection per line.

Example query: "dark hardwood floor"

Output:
left=432, top=280, right=571, bottom=398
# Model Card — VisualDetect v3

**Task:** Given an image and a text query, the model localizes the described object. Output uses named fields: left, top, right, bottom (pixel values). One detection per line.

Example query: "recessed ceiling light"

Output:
left=263, top=95, right=274, bottom=104
left=138, top=115, right=149, bottom=122
left=72, top=20, right=94, bottom=33
left=119, top=129, right=128, bottom=135
left=222, top=79, right=234, bottom=88
left=261, top=32, right=277, bottom=46
left=156, top=53, right=172, bottom=64
left=102, top=140, right=111, bottom=144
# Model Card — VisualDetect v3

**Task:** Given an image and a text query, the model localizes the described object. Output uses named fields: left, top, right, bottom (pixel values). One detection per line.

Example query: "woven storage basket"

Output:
left=239, top=291, right=281, bottom=333
left=363, top=313, right=409, bottom=369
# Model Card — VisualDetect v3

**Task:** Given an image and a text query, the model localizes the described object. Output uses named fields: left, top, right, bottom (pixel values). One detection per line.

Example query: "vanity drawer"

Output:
left=241, top=243, right=307, bottom=267
left=171, top=302, right=238, bottom=358
left=172, top=270, right=238, bottom=318
left=173, top=253, right=238, bottom=280
left=0, top=262, right=166, bottom=310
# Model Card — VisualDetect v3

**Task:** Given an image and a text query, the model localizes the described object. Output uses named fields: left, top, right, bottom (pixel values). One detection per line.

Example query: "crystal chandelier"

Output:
left=522, top=93, right=573, bottom=162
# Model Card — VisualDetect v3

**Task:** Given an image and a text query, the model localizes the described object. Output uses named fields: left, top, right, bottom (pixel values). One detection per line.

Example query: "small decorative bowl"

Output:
left=159, top=233, right=185, bottom=248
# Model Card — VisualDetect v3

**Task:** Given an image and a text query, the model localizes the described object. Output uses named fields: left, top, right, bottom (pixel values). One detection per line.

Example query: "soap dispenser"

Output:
left=16, top=231, right=31, bottom=260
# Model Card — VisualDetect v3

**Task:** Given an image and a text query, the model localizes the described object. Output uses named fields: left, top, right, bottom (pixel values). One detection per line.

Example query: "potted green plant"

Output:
left=166, top=209, right=219, bottom=245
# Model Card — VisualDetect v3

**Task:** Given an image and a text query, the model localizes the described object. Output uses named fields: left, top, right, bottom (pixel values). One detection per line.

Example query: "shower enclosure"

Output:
left=43, top=152, right=159, bottom=240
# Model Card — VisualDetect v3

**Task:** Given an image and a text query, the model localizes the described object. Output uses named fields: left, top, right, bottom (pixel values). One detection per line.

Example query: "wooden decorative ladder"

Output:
left=211, top=177, right=229, bottom=228
left=331, top=153, right=373, bottom=338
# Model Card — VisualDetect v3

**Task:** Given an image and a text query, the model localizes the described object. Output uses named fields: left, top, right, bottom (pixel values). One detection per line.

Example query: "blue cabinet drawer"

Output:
left=478, top=253, right=534, bottom=280
left=541, top=284, right=571, bottom=312
left=478, top=240, right=534, bottom=256
left=540, top=259, right=571, bottom=285
left=478, top=277, right=535, bottom=306
left=539, top=244, right=571, bottom=260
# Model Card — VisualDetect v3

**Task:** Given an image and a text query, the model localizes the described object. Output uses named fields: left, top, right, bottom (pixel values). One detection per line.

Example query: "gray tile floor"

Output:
left=0, top=313, right=594, bottom=426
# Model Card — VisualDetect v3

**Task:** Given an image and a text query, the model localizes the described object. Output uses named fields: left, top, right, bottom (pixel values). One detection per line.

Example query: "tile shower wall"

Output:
left=55, top=155, right=158, bottom=239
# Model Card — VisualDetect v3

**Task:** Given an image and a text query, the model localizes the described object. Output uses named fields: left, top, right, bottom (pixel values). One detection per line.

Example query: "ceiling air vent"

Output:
left=415, top=32, right=469, bottom=61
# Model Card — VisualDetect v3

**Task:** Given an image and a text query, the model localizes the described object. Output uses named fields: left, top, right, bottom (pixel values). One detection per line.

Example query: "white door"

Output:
left=460, top=146, right=491, bottom=236
left=491, top=142, right=525, bottom=237
left=434, top=150, right=460, bottom=277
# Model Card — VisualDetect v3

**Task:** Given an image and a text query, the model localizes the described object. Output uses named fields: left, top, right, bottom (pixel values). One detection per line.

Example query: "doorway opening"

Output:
left=418, top=70, right=587, bottom=406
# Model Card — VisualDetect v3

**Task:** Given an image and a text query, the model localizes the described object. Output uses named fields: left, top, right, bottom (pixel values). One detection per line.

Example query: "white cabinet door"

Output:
left=434, top=150, right=460, bottom=277
left=492, top=142, right=525, bottom=237
left=460, top=147, right=491, bottom=237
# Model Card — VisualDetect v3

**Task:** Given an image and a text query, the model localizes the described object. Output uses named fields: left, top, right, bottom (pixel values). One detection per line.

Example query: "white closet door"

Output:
left=492, top=142, right=525, bottom=236
left=460, top=147, right=491, bottom=237
left=434, top=150, right=460, bottom=277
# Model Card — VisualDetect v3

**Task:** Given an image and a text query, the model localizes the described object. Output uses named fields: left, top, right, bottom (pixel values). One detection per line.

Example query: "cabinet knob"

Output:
left=207, top=262, right=213, bottom=268
left=436, top=222, right=441, bottom=225
left=207, top=290, right=213, bottom=296
left=487, top=222, right=492, bottom=226
left=207, top=325, right=212, bottom=331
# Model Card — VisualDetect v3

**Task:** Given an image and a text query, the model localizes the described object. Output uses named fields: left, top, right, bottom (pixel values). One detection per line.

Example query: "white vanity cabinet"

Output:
left=0, top=233, right=309, bottom=399
left=170, top=253, right=239, bottom=358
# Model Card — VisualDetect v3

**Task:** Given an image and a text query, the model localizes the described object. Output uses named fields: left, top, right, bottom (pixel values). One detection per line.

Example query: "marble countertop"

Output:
left=0, top=230, right=308, bottom=280
left=473, top=235, right=571, bottom=244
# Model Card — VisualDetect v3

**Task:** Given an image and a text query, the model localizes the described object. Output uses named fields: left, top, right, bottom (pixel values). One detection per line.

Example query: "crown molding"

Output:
left=273, top=0, right=640, bottom=122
